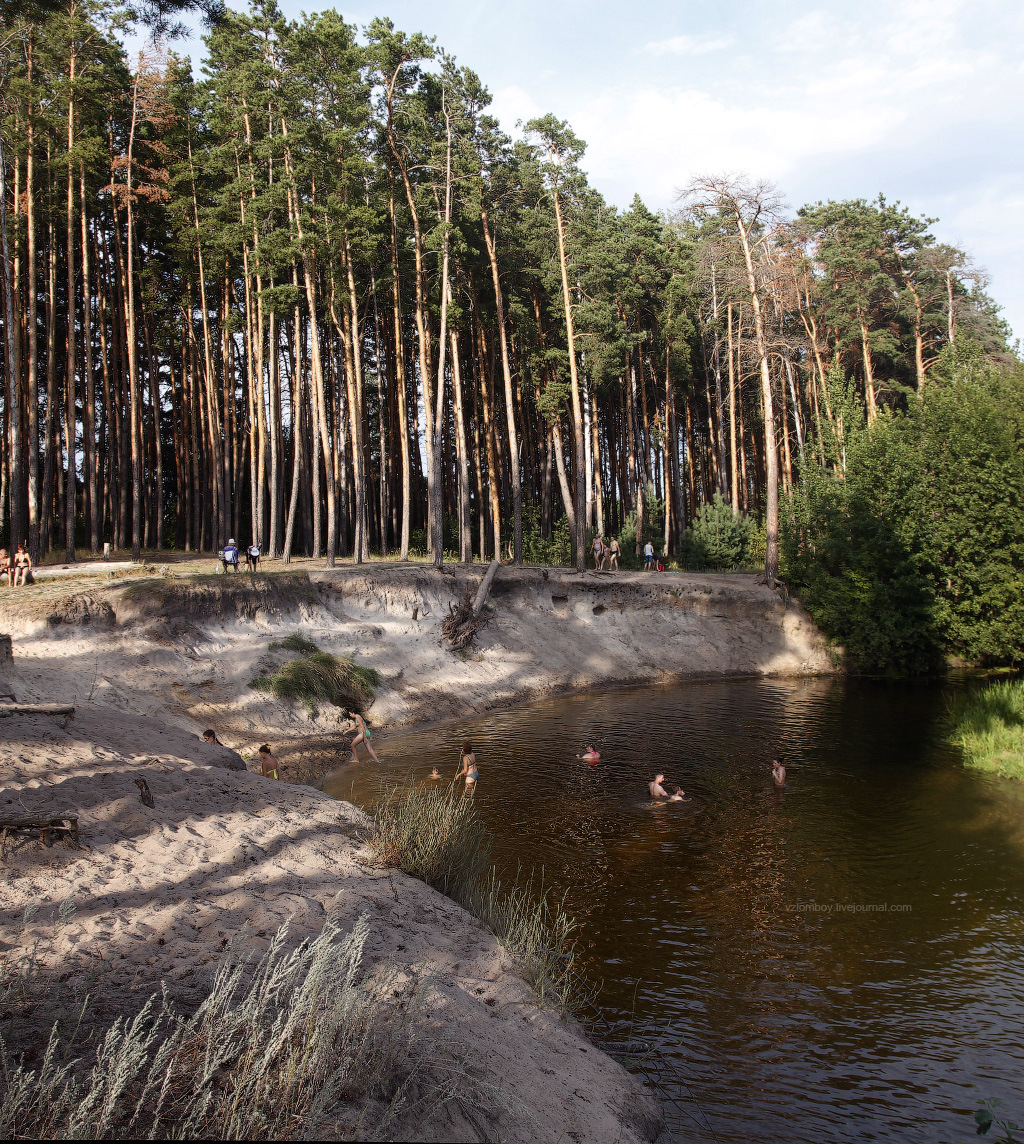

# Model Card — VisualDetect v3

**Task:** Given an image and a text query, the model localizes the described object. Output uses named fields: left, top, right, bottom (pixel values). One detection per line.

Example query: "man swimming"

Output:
left=772, top=758, right=786, bottom=786
left=430, top=767, right=442, bottom=780
left=649, top=773, right=669, bottom=799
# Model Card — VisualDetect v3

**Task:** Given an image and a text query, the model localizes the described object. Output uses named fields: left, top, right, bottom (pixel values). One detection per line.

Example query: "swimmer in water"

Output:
left=577, top=745, right=601, bottom=764
left=456, top=740, right=478, bottom=787
left=430, top=767, right=442, bottom=780
left=668, top=786, right=691, bottom=803
left=649, top=773, right=669, bottom=799
left=772, top=758, right=786, bottom=786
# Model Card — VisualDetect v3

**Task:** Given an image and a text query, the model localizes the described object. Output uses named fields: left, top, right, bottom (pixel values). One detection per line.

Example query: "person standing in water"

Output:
left=345, top=711, right=380, bottom=764
left=649, top=773, right=669, bottom=798
left=772, top=758, right=786, bottom=785
left=456, top=740, right=478, bottom=787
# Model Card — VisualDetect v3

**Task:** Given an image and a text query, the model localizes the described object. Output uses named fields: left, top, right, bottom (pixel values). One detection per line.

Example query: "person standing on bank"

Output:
left=644, top=540, right=655, bottom=571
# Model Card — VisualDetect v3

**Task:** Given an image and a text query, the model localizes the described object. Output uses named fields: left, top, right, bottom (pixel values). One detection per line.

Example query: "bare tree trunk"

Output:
left=551, top=188, right=585, bottom=571
left=481, top=207, right=522, bottom=563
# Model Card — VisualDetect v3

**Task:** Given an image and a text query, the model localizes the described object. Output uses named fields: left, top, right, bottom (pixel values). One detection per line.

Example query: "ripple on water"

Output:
left=324, top=677, right=1024, bottom=1143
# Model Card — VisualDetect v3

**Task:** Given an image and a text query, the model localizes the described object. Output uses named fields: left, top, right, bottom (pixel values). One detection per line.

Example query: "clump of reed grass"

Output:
left=250, top=632, right=380, bottom=714
left=0, top=912, right=500, bottom=1140
left=368, top=785, right=581, bottom=1015
left=269, top=630, right=320, bottom=656
left=948, top=679, right=1024, bottom=780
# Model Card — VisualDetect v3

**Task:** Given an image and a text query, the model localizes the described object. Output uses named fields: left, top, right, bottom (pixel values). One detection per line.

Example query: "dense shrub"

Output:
left=782, top=343, right=1024, bottom=673
left=678, top=494, right=756, bottom=570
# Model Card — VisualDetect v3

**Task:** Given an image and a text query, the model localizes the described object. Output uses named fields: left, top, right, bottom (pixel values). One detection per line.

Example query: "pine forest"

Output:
left=1, top=0, right=1020, bottom=670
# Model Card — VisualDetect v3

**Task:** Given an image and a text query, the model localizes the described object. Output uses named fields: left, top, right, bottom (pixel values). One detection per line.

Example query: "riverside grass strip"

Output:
left=948, top=679, right=1024, bottom=780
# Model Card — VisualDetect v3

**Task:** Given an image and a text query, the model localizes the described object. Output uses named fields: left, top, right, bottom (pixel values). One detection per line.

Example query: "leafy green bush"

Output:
left=783, top=343, right=1024, bottom=674
left=678, top=494, right=755, bottom=570
left=251, top=633, right=380, bottom=713
left=948, top=679, right=1024, bottom=779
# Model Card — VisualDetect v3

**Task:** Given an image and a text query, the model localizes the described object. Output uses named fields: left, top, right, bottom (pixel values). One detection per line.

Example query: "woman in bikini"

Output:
left=456, top=740, right=478, bottom=787
left=346, top=711, right=380, bottom=764
left=577, top=744, right=601, bottom=764
left=258, top=743, right=281, bottom=779
left=12, top=544, right=31, bottom=587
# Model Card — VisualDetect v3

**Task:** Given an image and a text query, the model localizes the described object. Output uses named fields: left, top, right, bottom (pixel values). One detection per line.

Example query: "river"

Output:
left=324, top=677, right=1024, bottom=1142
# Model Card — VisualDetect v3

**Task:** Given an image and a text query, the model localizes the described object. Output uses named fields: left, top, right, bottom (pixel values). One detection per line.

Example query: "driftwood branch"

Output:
left=0, top=704, right=75, bottom=719
left=0, top=816, right=80, bottom=849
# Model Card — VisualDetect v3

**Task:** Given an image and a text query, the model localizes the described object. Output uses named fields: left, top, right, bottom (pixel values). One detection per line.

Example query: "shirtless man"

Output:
left=344, top=711, right=380, bottom=764
left=456, top=740, right=478, bottom=787
left=11, top=544, right=31, bottom=586
left=772, top=758, right=786, bottom=786
left=649, top=773, right=670, bottom=799
left=606, top=536, right=621, bottom=571
left=591, top=534, right=606, bottom=570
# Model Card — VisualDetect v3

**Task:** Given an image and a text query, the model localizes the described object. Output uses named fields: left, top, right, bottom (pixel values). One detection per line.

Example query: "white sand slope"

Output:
left=0, top=703, right=662, bottom=1143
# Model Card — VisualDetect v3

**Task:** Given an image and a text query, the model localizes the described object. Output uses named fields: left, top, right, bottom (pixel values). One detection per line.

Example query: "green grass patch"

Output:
left=948, top=679, right=1024, bottom=779
left=368, top=784, right=581, bottom=1014
left=270, top=630, right=320, bottom=656
left=250, top=631, right=380, bottom=715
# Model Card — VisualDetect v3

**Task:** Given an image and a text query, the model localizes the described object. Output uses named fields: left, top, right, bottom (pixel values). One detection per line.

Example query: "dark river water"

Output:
left=323, top=677, right=1024, bottom=1142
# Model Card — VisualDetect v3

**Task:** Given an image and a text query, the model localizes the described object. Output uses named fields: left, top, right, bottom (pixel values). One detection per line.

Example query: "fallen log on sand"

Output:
left=441, top=560, right=501, bottom=651
left=0, top=704, right=75, bottom=721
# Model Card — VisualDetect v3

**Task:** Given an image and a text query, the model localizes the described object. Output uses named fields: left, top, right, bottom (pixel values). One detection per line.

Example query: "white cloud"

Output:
left=643, top=34, right=734, bottom=57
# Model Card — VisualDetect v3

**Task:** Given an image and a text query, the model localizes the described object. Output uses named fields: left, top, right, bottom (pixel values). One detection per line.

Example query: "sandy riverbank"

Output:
left=0, top=561, right=832, bottom=751
left=0, top=696, right=662, bottom=1141
left=0, top=562, right=830, bottom=1138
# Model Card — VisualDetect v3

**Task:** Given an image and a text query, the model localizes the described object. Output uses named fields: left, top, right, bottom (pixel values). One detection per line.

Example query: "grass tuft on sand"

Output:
left=0, top=911, right=503, bottom=1140
left=251, top=632, right=380, bottom=714
left=948, top=679, right=1024, bottom=780
left=369, top=784, right=580, bottom=1014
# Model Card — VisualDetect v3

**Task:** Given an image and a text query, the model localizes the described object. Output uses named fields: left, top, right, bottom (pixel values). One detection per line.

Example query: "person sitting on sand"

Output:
left=0, top=549, right=9, bottom=586
left=221, top=539, right=239, bottom=573
left=668, top=786, right=691, bottom=802
left=606, top=536, right=620, bottom=571
left=344, top=710, right=380, bottom=764
left=577, top=745, right=601, bottom=764
left=12, top=543, right=32, bottom=586
left=430, top=767, right=442, bottom=780
left=456, top=740, right=478, bottom=787
left=246, top=542, right=261, bottom=572
left=649, top=773, right=669, bottom=799
left=258, top=743, right=280, bottom=780
left=202, top=729, right=222, bottom=746
left=772, top=758, right=786, bottom=786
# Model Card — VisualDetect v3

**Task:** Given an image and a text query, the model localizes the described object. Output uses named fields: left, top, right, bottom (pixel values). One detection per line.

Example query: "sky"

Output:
left=144, top=0, right=1024, bottom=341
